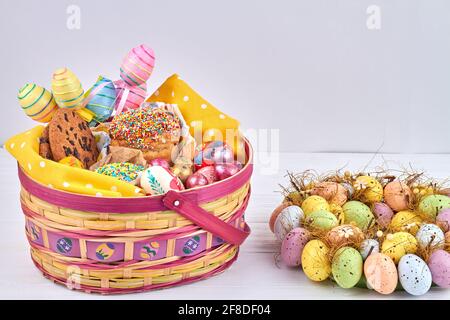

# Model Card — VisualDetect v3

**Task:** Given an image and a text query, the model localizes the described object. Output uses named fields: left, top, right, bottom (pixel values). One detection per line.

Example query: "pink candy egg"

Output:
left=196, top=166, right=217, bottom=184
left=186, top=173, right=209, bottom=189
left=214, top=162, right=241, bottom=180
left=149, top=158, right=170, bottom=169
left=428, top=249, right=450, bottom=288
left=120, top=44, right=155, bottom=87
left=281, top=227, right=310, bottom=267
left=437, top=209, right=450, bottom=232
left=114, top=80, right=147, bottom=113
left=194, top=141, right=234, bottom=170
left=372, top=202, right=394, bottom=228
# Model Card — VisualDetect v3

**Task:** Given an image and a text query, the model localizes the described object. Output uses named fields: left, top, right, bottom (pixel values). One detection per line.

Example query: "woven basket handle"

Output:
left=162, top=190, right=250, bottom=246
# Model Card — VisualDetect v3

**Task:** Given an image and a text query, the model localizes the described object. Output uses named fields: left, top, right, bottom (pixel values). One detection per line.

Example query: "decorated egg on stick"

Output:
left=18, top=84, right=58, bottom=122
left=120, top=44, right=155, bottom=87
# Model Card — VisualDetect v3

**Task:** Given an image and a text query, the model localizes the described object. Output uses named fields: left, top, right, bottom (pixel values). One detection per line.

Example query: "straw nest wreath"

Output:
left=269, top=168, right=450, bottom=296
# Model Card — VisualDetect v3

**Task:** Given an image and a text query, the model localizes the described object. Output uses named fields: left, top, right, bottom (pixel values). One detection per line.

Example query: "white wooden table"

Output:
left=1, top=149, right=450, bottom=300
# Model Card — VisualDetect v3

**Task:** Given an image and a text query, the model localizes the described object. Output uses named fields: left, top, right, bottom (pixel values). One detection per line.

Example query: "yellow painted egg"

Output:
left=381, top=232, right=418, bottom=264
left=310, top=182, right=348, bottom=206
left=301, top=195, right=330, bottom=217
left=51, top=67, right=84, bottom=110
left=355, top=175, right=383, bottom=203
left=364, top=253, right=398, bottom=294
left=17, top=84, right=58, bottom=122
left=301, top=239, right=331, bottom=281
left=330, top=203, right=345, bottom=225
left=390, top=210, right=422, bottom=235
left=384, top=181, right=413, bottom=211
left=326, top=224, right=364, bottom=247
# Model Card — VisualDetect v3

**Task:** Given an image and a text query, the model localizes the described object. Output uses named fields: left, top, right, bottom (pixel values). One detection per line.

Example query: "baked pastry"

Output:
left=48, top=109, right=99, bottom=168
left=39, top=126, right=53, bottom=159
left=109, top=108, right=181, bottom=162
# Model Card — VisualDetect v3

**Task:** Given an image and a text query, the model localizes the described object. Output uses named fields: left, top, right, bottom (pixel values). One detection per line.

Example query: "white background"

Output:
left=2, top=0, right=450, bottom=153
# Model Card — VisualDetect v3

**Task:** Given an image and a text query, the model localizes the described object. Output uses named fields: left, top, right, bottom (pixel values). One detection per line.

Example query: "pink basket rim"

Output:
left=19, top=139, right=253, bottom=213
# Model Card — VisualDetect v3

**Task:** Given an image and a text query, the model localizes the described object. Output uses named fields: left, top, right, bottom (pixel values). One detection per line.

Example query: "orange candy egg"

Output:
left=269, top=203, right=290, bottom=233
left=384, top=181, right=413, bottom=212
left=310, top=182, right=348, bottom=206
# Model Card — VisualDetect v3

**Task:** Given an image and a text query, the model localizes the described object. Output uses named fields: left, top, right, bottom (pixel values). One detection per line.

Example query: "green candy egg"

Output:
left=342, top=201, right=375, bottom=230
left=332, top=247, right=363, bottom=289
left=418, top=195, right=450, bottom=220
left=307, top=210, right=338, bottom=231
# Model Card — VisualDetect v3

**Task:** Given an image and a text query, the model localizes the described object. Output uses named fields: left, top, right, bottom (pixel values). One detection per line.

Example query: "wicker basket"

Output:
left=17, top=140, right=253, bottom=294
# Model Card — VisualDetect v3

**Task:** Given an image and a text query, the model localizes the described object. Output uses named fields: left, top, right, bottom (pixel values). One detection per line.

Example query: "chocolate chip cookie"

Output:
left=48, top=109, right=99, bottom=168
left=39, top=126, right=53, bottom=159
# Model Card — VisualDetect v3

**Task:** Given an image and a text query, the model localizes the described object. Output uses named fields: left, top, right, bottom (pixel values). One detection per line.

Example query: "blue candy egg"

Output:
left=398, top=254, right=432, bottom=296
left=85, top=76, right=116, bottom=125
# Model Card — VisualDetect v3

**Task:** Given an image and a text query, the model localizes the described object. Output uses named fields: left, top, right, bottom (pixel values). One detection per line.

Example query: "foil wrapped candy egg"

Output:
left=194, top=140, right=234, bottom=170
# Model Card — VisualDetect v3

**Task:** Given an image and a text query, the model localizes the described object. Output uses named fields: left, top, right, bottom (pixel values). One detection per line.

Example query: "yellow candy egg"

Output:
left=329, top=203, right=345, bottom=225
left=17, top=84, right=58, bottom=122
left=58, top=156, right=84, bottom=169
left=381, top=232, right=418, bottom=264
left=390, top=211, right=423, bottom=235
left=301, top=195, right=330, bottom=217
left=355, top=175, right=383, bottom=203
left=51, top=68, right=84, bottom=110
left=301, top=239, right=331, bottom=281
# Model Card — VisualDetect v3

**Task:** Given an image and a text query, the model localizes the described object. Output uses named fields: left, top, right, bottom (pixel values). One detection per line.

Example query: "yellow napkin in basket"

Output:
left=146, top=74, right=240, bottom=143
left=5, top=126, right=145, bottom=197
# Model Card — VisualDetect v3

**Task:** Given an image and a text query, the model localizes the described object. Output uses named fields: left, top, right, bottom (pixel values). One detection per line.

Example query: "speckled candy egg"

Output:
left=331, top=247, right=363, bottom=289
left=428, top=249, right=450, bottom=288
left=415, top=223, right=445, bottom=249
left=390, top=211, right=423, bottom=235
left=310, top=182, right=348, bottom=206
left=301, top=240, right=331, bottom=282
left=269, top=203, right=290, bottom=233
left=326, top=225, right=364, bottom=247
left=355, top=176, right=383, bottom=203
left=274, top=205, right=304, bottom=241
left=372, top=202, right=394, bottom=228
left=418, top=194, right=450, bottom=220
left=306, top=210, right=338, bottom=231
left=18, top=84, right=58, bottom=122
left=398, top=254, right=432, bottom=296
left=437, top=209, right=450, bottom=232
left=342, top=201, right=375, bottom=231
left=383, top=181, right=413, bottom=211
left=359, top=239, right=380, bottom=260
left=301, top=195, right=330, bottom=216
left=281, top=227, right=311, bottom=267
left=364, top=253, right=398, bottom=294
left=381, top=232, right=418, bottom=264
left=140, top=165, right=184, bottom=195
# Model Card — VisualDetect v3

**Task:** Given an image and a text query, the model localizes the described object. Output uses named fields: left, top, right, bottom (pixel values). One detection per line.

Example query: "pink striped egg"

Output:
left=114, top=80, right=147, bottom=113
left=120, top=44, right=155, bottom=86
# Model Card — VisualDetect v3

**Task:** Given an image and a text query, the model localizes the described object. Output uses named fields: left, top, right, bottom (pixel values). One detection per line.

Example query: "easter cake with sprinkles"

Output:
left=270, top=168, right=450, bottom=296
left=109, top=107, right=182, bottom=163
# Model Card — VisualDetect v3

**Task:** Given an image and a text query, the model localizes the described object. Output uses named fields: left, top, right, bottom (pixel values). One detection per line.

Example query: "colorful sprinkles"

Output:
left=110, top=108, right=181, bottom=150
left=95, top=162, right=145, bottom=183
